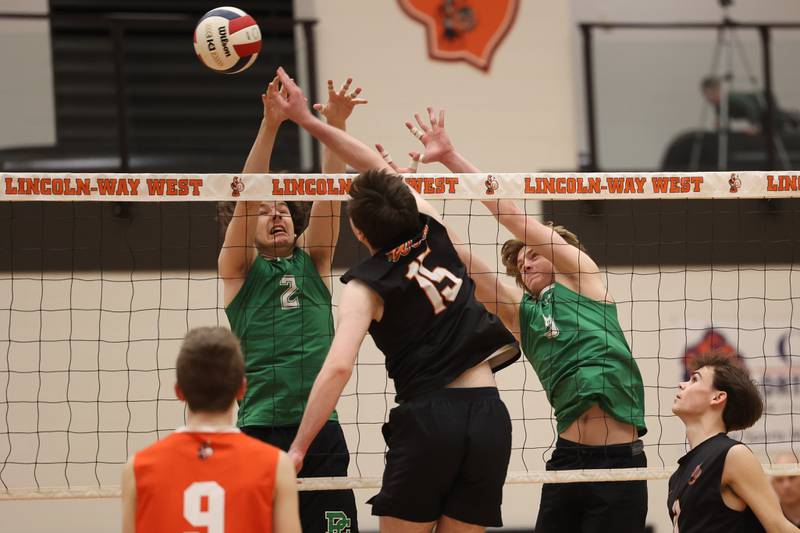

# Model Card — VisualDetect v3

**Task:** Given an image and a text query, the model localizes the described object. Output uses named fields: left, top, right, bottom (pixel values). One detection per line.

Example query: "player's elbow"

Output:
left=326, top=360, right=354, bottom=382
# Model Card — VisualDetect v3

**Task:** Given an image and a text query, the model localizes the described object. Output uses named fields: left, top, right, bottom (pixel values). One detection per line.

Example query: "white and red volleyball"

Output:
left=193, top=6, right=261, bottom=74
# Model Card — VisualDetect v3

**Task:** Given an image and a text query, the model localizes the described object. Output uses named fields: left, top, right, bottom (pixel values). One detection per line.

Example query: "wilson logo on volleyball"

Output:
left=398, top=0, right=520, bottom=72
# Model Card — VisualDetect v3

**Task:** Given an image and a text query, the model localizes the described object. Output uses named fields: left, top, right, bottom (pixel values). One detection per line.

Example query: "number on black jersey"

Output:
left=405, top=247, right=462, bottom=314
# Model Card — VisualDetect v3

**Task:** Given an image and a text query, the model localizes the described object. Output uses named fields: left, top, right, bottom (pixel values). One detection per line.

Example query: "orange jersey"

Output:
left=134, top=428, right=279, bottom=533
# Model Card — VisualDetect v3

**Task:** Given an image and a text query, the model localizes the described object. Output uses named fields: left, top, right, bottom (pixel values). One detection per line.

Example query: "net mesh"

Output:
left=2, top=171, right=800, bottom=498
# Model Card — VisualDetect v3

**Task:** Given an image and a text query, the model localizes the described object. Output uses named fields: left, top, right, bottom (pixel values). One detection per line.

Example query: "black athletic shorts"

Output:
left=368, top=387, right=512, bottom=527
left=242, top=420, right=359, bottom=533
left=534, top=437, right=648, bottom=533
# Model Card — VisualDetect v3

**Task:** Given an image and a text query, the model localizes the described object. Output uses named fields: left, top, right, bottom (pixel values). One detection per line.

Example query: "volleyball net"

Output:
left=2, top=170, right=800, bottom=499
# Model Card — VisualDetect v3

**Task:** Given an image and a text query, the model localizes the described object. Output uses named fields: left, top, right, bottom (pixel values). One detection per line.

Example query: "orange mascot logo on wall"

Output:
left=681, top=329, right=748, bottom=381
left=398, top=0, right=520, bottom=72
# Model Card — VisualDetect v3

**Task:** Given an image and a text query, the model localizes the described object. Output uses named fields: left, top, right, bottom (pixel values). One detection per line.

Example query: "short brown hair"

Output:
left=691, top=353, right=763, bottom=432
left=176, top=327, right=244, bottom=412
left=500, top=222, right=586, bottom=289
left=348, top=169, right=419, bottom=250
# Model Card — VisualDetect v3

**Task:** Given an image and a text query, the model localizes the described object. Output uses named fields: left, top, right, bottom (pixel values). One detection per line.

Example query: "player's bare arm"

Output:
left=723, top=445, right=800, bottom=532
left=288, top=279, right=380, bottom=472
left=219, top=77, right=286, bottom=306
left=273, top=451, right=302, bottom=533
left=297, top=77, right=367, bottom=283
left=274, top=67, right=389, bottom=173
left=120, top=456, right=136, bottom=533
left=454, top=244, right=522, bottom=339
left=408, top=106, right=609, bottom=302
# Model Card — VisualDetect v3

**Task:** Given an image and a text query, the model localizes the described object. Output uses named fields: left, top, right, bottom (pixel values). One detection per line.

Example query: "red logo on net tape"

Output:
left=231, top=176, right=244, bottom=197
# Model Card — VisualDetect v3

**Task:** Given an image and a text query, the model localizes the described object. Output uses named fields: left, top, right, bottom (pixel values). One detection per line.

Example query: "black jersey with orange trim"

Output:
left=341, top=214, right=519, bottom=402
left=668, top=433, right=765, bottom=533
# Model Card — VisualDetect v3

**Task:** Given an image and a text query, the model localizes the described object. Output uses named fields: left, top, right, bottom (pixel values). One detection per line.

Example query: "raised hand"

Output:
left=274, top=66, right=314, bottom=125
left=405, top=106, right=455, bottom=164
left=313, top=77, right=368, bottom=126
left=375, top=143, right=421, bottom=174
left=262, top=76, right=288, bottom=127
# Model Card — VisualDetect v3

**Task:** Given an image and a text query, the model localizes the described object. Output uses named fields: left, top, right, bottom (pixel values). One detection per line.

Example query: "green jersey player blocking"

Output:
left=219, top=76, right=366, bottom=533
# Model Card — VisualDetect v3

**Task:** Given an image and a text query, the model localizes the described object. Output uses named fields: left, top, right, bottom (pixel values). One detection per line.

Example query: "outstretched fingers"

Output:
left=413, top=113, right=430, bottom=132
left=375, top=144, right=421, bottom=173
left=375, top=143, right=400, bottom=172
left=349, top=86, right=368, bottom=105
left=338, top=77, right=352, bottom=97
left=427, top=106, right=437, bottom=126
left=408, top=152, right=421, bottom=172
left=405, top=121, right=425, bottom=141
left=267, top=76, right=279, bottom=97
left=276, top=67, right=301, bottom=96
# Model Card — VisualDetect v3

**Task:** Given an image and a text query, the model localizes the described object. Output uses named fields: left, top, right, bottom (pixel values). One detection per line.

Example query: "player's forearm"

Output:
left=304, top=199, right=341, bottom=269
left=777, top=518, right=800, bottom=533
left=219, top=200, right=259, bottom=270
left=759, top=515, right=800, bottom=533
left=304, top=119, right=346, bottom=269
left=482, top=198, right=535, bottom=243
left=219, top=119, right=278, bottom=265
left=121, top=461, right=136, bottom=533
left=436, top=151, right=518, bottom=223
left=440, top=149, right=481, bottom=174
left=292, top=364, right=352, bottom=454
left=751, top=499, right=800, bottom=533
left=297, top=115, right=386, bottom=172
left=242, top=118, right=280, bottom=174
left=322, top=119, right=347, bottom=174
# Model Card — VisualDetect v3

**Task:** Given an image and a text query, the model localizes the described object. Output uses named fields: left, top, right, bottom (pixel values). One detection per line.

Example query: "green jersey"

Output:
left=225, top=249, right=336, bottom=427
left=520, top=282, right=646, bottom=436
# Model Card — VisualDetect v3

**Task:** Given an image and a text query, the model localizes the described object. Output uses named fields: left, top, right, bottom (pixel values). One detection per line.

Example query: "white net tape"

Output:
left=4, top=465, right=800, bottom=499
left=1, top=170, right=798, bottom=201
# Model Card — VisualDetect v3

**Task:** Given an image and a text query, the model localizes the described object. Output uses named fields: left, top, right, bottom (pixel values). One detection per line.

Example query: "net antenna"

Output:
left=690, top=0, right=791, bottom=170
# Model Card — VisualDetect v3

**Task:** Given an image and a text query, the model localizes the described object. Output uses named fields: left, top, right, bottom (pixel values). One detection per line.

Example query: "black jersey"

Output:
left=668, top=433, right=765, bottom=533
left=341, top=214, right=519, bottom=402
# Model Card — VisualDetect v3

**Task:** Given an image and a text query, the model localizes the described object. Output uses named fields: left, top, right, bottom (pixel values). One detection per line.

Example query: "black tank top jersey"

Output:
left=341, top=214, right=520, bottom=403
left=668, top=433, right=765, bottom=533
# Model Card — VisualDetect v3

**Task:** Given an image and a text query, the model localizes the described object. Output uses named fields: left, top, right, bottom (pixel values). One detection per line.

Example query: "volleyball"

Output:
left=193, top=6, right=261, bottom=74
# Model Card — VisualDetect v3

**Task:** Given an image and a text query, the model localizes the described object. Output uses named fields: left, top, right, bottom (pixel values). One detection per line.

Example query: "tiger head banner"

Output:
left=398, top=0, right=519, bottom=72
